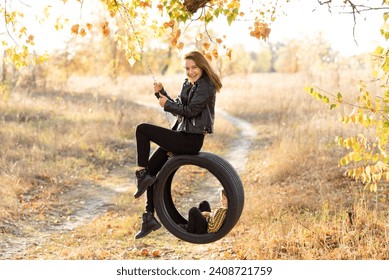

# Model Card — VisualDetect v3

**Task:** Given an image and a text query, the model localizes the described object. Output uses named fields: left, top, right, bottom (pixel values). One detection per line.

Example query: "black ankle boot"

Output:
left=135, top=212, right=161, bottom=239
left=134, top=169, right=156, bottom=198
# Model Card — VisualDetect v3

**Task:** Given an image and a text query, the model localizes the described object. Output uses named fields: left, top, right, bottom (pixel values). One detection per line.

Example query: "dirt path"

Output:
left=0, top=170, right=129, bottom=259
left=217, top=108, right=257, bottom=173
left=0, top=103, right=256, bottom=260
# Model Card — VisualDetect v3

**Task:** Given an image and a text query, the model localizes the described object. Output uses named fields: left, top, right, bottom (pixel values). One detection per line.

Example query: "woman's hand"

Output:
left=158, top=95, right=168, bottom=107
left=153, top=82, right=163, bottom=93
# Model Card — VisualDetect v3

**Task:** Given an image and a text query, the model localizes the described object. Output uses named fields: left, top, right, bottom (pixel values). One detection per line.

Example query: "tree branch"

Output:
left=314, top=85, right=389, bottom=122
left=316, top=0, right=389, bottom=45
left=4, top=0, right=19, bottom=47
left=17, top=0, right=32, bottom=9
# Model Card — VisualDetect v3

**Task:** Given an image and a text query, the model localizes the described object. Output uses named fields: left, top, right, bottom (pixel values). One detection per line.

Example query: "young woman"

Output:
left=184, top=188, right=228, bottom=234
left=134, top=51, right=222, bottom=239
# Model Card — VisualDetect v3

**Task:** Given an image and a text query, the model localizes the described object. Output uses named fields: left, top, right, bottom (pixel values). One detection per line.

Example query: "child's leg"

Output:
left=187, top=207, right=208, bottom=234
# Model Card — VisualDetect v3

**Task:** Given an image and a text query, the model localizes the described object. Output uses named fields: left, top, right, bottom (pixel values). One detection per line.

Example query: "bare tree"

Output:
left=316, top=0, right=389, bottom=40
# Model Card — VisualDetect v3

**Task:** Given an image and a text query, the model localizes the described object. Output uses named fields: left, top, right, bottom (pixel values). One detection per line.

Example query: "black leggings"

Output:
left=136, top=123, right=204, bottom=167
left=187, top=201, right=211, bottom=234
left=135, top=123, right=204, bottom=212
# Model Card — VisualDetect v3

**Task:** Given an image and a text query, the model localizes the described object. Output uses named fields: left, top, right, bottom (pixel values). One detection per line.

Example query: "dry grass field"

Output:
left=1, top=70, right=389, bottom=260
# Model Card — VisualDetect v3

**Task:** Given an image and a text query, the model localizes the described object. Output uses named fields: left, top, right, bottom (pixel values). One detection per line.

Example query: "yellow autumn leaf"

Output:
left=26, top=35, right=34, bottom=45
left=134, top=53, right=141, bottom=61
left=141, top=248, right=149, bottom=256
left=55, top=18, right=64, bottom=31
left=101, top=22, right=110, bottom=37
left=71, top=24, right=79, bottom=34
left=101, top=21, right=109, bottom=29
left=163, top=20, right=175, bottom=29
left=203, top=42, right=211, bottom=50
left=139, top=1, right=152, bottom=8
left=212, top=48, right=219, bottom=59
left=360, top=173, right=367, bottom=183
left=103, top=28, right=111, bottom=37
left=20, top=27, right=27, bottom=36
left=340, top=156, right=348, bottom=166
left=79, top=28, right=87, bottom=37
left=370, top=165, right=379, bottom=174
left=226, top=49, right=232, bottom=60
left=43, top=6, right=51, bottom=18
left=108, top=10, right=116, bottom=17
left=170, top=28, right=181, bottom=46
left=227, top=0, right=240, bottom=9
left=365, top=165, right=371, bottom=176
left=345, top=138, right=352, bottom=149
left=349, top=112, right=357, bottom=123
left=177, top=42, right=184, bottom=50
left=152, top=250, right=161, bottom=257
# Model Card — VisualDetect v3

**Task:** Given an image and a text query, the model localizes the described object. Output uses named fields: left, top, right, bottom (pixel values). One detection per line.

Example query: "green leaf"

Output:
left=337, top=92, right=343, bottom=102
left=353, top=153, right=363, bottom=162
left=179, top=14, right=189, bottom=23
left=373, top=46, right=384, bottom=56
left=227, top=14, right=234, bottom=25
left=205, top=11, right=213, bottom=24
left=340, top=157, right=348, bottom=166
left=214, top=8, right=221, bottom=17
left=384, top=12, right=389, bottom=22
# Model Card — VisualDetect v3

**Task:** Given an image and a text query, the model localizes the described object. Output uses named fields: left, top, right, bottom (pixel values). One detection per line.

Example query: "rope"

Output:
left=117, top=0, right=175, bottom=128
left=117, top=0, right=156, bottom=82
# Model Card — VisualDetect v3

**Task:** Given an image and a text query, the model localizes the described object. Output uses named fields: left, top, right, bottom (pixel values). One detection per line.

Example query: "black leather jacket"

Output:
left=163, top=75, right=216, bottom=134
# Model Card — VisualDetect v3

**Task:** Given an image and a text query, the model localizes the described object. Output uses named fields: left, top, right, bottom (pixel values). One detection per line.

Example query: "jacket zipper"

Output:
left=188, top=84, right=197, bottom=127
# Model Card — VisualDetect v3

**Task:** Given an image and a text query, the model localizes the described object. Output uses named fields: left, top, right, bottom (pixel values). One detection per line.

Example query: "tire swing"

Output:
left=153, top=152, right=244, bottom=244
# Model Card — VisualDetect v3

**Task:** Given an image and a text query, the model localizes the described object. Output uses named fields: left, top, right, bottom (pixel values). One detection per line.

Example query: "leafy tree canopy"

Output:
left=1, top=0, right=282, bottom=68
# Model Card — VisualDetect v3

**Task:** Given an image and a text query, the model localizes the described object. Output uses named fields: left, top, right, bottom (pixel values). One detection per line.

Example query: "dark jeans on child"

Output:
left=187, top=201, right=211, bottom=234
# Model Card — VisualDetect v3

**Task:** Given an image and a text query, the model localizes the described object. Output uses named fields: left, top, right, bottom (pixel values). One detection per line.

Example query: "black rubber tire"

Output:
left=153, top=152, right=244, bottom=244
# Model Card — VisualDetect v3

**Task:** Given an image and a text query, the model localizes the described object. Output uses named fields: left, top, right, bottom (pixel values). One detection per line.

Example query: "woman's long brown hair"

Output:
left=184, top=51, right=223, bottom=92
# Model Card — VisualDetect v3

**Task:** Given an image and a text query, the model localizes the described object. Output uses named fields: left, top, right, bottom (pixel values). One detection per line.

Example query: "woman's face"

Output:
left=185, top=59, right=203, bottom=83
left=221, top=194, right=228, bottom=208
